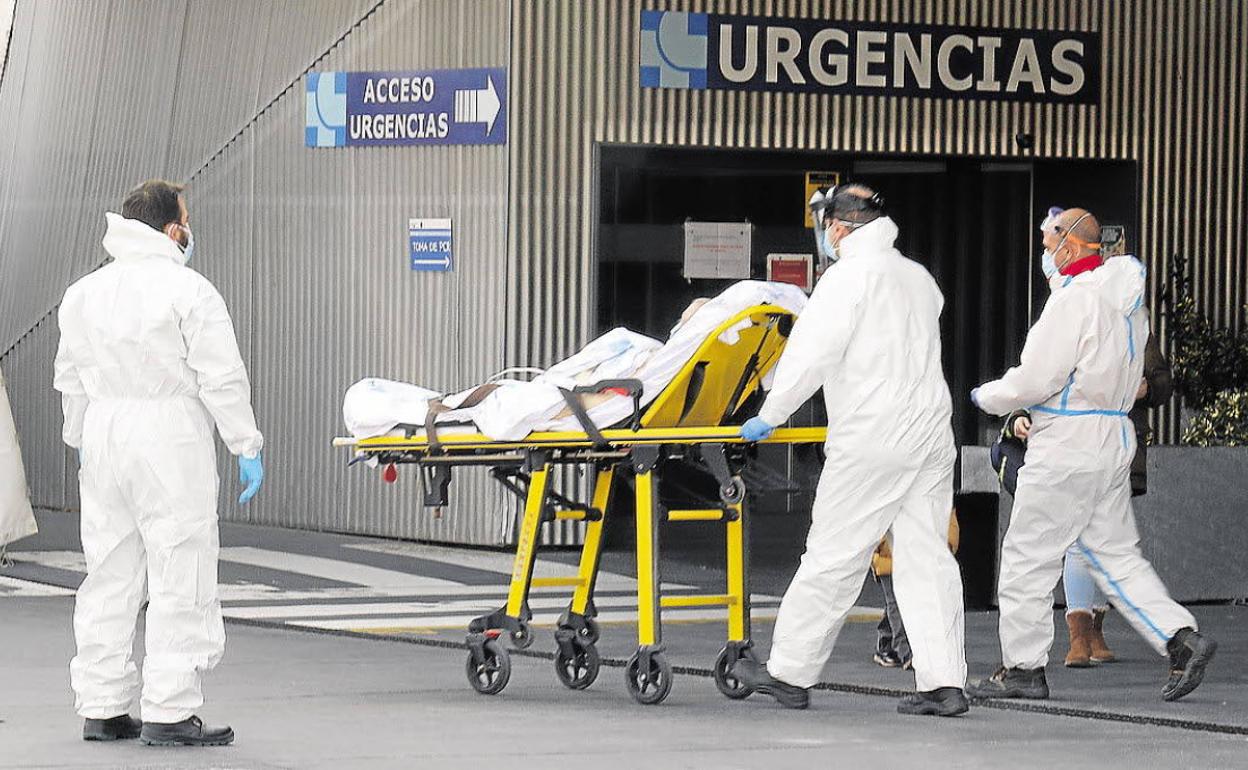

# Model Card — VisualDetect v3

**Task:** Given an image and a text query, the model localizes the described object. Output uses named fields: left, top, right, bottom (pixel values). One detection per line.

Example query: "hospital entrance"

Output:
left=595, top=146, right=1138, bottom=608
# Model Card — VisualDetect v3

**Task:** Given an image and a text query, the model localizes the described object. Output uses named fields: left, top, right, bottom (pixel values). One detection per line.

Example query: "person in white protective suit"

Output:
left=968, top=207, right=1216, bottom=702
left=0, top=365, right=37, bottom=551
left=731, top=185, right=969, bottom=717
left=53, top=180, right=265, bottom=746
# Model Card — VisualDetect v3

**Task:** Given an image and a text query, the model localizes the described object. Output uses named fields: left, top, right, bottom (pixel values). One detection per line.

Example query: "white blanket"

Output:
left=343, top=281, right=808, bottom=441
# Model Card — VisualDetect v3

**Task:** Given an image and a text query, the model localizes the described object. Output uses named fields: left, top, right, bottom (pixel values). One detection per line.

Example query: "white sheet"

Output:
left=342, top=280, right=808, bottom=441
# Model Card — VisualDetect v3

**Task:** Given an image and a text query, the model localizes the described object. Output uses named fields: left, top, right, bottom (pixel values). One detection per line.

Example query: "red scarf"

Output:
left=1060, top=254, right=1104, bottom=277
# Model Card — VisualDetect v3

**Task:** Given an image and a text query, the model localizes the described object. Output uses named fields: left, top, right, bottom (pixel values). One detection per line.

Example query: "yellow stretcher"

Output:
left=334, top=305, right=827, bottom=705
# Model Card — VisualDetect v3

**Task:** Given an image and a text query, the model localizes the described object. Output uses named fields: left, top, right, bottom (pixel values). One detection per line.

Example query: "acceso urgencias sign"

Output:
left=306, top=67, right=507, bottom=148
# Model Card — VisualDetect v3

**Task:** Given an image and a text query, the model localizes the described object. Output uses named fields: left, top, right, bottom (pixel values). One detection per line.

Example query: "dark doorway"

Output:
left=595, top=144, right=1138, bottom=602
left=597, top=146, right=1138, bottom=447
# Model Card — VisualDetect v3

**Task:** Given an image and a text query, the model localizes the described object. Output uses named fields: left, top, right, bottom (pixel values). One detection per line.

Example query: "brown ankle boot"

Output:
left=1089, top=607, right=1117, bottom=663
left=1064, top=611, right=1095, bottom=667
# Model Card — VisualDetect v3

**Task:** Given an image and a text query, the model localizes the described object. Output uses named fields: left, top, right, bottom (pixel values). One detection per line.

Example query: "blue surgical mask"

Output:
left=822, top=229, right=839, bottom=263
left=1041, top=248, right=1057, bottom=278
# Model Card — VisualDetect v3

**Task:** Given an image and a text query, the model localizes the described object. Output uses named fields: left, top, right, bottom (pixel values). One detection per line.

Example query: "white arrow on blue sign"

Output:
left=409, top=218, right=453, bottom=272
left=306, top=68, right=507, bottom=148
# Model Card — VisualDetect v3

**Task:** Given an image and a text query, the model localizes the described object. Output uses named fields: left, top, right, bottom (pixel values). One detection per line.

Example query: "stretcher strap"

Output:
left=558, top=387, right=610, bottom=449
left=719, top=318, right=776, bottom=423
left=423, top=383, right=502, bottom=452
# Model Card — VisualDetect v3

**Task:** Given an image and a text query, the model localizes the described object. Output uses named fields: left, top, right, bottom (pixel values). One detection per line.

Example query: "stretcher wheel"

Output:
left=719, top=477, right=746, bottom=505
left=625, top=651, right=672, bottom=705
left=510, top=622, right=534, bottom=650
left=713, top=645, right=756, bottom=700
left=555, top=644, right=600, bottom=690
left=578, top=618, right=601, bottom=645
left=466, top=639, right=511, bottom=695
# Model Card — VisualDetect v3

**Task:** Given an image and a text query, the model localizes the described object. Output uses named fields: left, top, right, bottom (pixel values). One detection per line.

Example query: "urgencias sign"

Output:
left=641, top=11, right=1100, bottom=104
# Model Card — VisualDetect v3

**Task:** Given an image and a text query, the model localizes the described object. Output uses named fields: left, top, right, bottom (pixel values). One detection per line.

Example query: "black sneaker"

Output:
left=1163, top=628, right=1217, bottom=702
left=730, top=659, right=810, bottom=709
left=966, top=666, right=1049, bottom=700
left=873, top=650, right=902, bottom=668
left=83, top=714, right=142, bottom=741
left=139, top=715, right=234, bottom=747
left=897, top=687, right=970, bottom=717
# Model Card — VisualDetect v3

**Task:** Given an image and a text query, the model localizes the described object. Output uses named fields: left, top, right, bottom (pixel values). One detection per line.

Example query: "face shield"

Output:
left=1039, top=206, right=1064, bottom=236
left=809, top=187, right=834, bottom=272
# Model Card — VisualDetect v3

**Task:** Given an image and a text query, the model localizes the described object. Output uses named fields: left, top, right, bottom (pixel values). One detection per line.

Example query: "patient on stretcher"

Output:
left=342, top=281, right=807, bottom=441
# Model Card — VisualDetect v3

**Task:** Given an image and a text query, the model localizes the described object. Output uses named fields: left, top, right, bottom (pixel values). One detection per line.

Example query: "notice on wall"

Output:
left=683, top=222, right=752, bottom=279
left=804, top=171, right=841, bottom=227
left=409, top=218, right=452, bottom=272
left=306, top=68, right=507, bottom=148
left=767, top=253, right=814, bottom=292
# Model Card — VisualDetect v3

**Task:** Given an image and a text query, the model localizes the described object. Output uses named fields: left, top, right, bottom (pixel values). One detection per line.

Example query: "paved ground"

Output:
left=4, top=597, right=1246, bottom=770
left=3, top=514, right=1246, bottom=768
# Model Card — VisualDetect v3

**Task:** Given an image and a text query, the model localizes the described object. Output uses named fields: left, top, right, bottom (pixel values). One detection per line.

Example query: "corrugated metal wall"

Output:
left=0, top=1, right=14, bottom=77
left=507, top=0, right=1248, bottom=444
left=4, top=0, right=1246, bottom=545
left=0, top=0, right=518, bottom=545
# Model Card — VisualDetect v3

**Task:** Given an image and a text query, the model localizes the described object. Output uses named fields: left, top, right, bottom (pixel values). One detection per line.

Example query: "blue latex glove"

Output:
left=970, top=387, right=982, bottom=410
left=741, top=416, right=776, bottom=442
left=77, top=448, right=84, bottom=466
left=238, top=454, right=264, bottom=504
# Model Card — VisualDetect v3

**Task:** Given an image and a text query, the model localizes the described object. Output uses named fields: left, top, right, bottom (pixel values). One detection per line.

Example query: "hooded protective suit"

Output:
left=973, top=255, right=1194, bottom=669
left=54, top=212, right=263, bottom=722
left=0, top=366, right=37, bottom=548
left=758, top=217, right=966, bottom=693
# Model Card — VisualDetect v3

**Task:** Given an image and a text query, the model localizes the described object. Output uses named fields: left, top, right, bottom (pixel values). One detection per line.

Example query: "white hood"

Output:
left=837, top=216, right=901, bottom=260
left=1061, top=254, right=1147, bottom=315
left=101, top=212, right=188, bottom=266
left=1093, top=254, right=1147, bottom=315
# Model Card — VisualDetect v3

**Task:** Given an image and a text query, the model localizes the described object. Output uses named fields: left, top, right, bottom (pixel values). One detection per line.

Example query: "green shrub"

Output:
left=1160, top=256, right=1248, bottom=409
left=1160, top=255, right=1248, bottom=446
left=1182, top=388, right=1248, bottom=446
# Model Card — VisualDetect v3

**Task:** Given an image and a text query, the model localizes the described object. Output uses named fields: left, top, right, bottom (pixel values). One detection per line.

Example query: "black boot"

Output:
left=966, top=666, right=1049, bottom=699
left=730, top=659, right=810, bottom=709
left=1163, top=628, right=1217, bottom=702
left=83, top=714, right=142, bottom=741
left=897, top=687, right=970, bottom=717
left=139, top=715, right=234, bottom=747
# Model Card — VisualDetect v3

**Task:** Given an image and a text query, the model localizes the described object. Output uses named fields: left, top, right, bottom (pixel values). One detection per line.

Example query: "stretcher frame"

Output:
left=334, top=305, right=827, bottom=704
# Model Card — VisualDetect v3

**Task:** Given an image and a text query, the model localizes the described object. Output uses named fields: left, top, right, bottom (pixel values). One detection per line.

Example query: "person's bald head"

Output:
left=1043, top=207, right=1101, bottom=270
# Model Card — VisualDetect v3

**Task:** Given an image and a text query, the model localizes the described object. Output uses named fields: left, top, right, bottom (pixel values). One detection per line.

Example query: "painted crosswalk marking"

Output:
left=219, top=546, right=464, bottom=592
left=0, top=575, right=75, bottom=597
left=294, top=607, right=784, bottom=633
left=2, top=547, right=881, bottom=635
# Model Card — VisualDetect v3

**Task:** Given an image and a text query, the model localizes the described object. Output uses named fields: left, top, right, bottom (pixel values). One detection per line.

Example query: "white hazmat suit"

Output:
left=54, top=213, right=263, bottom=722
left=758, top=217, right=966, bottom=692
left=973, top=255, right=1195, bottom=669
left=0, top=366, right=37, bottom=548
